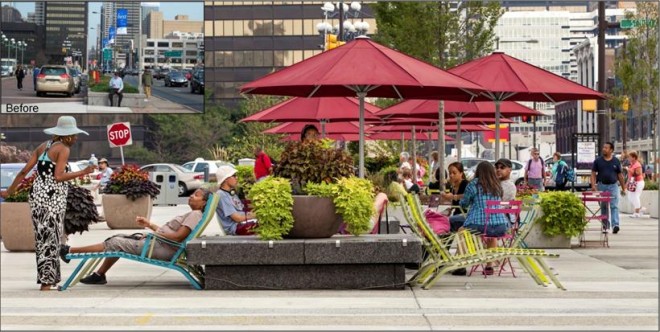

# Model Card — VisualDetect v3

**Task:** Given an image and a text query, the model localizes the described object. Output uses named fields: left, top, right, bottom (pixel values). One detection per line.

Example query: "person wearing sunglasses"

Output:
left=215, top=165, right=257, bottom=235
left=524, top=148, right=546, bottom=191
left=495, top=158, right=517, bottom=201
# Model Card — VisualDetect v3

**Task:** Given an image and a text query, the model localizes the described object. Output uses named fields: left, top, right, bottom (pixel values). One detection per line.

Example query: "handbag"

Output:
left=627, top=179, right=637, bottom=192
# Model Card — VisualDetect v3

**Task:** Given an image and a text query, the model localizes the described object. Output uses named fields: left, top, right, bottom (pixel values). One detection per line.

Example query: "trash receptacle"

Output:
left=150, top=172, right=179, bottom=206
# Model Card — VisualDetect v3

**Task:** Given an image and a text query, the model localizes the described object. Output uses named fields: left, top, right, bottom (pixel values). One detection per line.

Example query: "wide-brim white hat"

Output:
left=216, top=165, right=237, bottom=186
left=43, top=116, right=89, bottom=136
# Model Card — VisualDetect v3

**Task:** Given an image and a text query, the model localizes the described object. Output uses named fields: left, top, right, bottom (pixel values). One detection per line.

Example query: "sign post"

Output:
left=107, top=122, right=133, bottom=165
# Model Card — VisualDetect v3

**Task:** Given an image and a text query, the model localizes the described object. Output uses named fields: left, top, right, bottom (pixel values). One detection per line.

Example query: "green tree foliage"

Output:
left=372, top=1, right=503, bottom=68
left=611, top=3, right=659, bottom=173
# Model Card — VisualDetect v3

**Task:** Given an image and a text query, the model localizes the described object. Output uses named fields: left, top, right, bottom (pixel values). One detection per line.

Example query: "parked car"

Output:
left=0, top=163, right=33, bottom=203
left=544, top=154, right=592, bottom=191
left=139, top=163, right=204, bottom=196
left=464, top=160, right=526, bottom=185
left=36, top=65, right=75, bottom=97
left=70, top=67, right=82, bottom=94
left=181, top=158, right=234, bottom=183
left=154, top=68, right=170, bottom=80
left=164, top=71, right=188, bottom=87
left=190, top=69, right=204, bottom=94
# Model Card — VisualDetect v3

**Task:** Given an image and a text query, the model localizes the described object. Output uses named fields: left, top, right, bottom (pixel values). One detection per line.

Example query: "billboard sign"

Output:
left=116, top=9, right=128, bottom=35
left=108, top=26, right=116, bottom=44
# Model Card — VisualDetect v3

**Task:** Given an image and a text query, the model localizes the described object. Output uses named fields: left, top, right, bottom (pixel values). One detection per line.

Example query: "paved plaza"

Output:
left=1, top=204, right=658, bottom=330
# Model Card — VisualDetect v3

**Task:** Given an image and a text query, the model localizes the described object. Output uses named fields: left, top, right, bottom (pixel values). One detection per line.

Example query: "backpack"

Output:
left=566, top=167, right=576, bottom=182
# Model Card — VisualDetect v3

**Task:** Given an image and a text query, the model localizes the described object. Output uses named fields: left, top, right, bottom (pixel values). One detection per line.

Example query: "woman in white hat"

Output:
left=0, top=116, right=96, bottom=291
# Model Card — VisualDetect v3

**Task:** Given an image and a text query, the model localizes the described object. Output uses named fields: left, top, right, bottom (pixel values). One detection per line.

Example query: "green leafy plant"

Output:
left=247, top=177, right=294, bottom=240
left=64, top=186, right=101, bottom=235
left=537, top=191, right=586, bottom=238
left=235, top=165, right=256, bottom=199
left=644, top=180, right=658, bottom=190
left=305, top=178, right=375, bottom=236
left=101, top=164, right=160, bottom=200
left=274, top=140, right=354, bottom=193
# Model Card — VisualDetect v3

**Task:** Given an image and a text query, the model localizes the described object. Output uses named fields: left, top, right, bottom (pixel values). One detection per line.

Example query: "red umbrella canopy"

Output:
left=282, top=133, right=360, bottom=141
left=377, top=99, right=543, bottom=120
left=383, top=117, right=514, bottom=126
left=240, top=37, right=485, bottom=100
left=369, top=132, right=454, bottom=141
left=263, top=122, right=364, bottom=135
left=241, top=97, right=382, bottom=123
left=369, top=124, right=492, bottom=133
left=448, top=52, right=605, bottom=102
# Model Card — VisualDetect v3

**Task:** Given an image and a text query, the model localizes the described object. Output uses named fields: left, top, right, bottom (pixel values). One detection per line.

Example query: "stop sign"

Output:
left=107, top=122, right=133, bottom=148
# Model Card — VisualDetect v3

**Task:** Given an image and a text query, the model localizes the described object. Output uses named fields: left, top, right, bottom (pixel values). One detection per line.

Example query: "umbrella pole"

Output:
left=495, top=99, right=501, bottom=159
left=320, top=120, right=326, bottom=138
left=401, top=132, right=405, bottom=156
left=457, top=115, right=462, bottom=162
left=411, top=126, right=417, bottom=184
left=358, top=92, right=366, bottom=178
left=437, top=101, right=445, bottom=186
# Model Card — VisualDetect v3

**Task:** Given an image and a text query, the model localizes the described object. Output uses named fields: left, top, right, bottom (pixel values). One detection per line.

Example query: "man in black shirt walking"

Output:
left=591, top=142, right=626, bottom=234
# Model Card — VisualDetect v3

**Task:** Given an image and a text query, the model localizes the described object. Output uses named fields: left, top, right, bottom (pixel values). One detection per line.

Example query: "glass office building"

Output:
left=204, top=1, right=376, bottom=105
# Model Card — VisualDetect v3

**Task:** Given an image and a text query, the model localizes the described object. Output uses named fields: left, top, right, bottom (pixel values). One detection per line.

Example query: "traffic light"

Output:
left=325, top=34, right=345, bottom=51
left=521, top=115, right=532, bottom=123
left=622, top=96, right=630, bottom=112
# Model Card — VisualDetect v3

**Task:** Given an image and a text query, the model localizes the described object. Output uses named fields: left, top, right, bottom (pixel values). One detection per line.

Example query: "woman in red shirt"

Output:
left=626, top=151, right=646, bottom=218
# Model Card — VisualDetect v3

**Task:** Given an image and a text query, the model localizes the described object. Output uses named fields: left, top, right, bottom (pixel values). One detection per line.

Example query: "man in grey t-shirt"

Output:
left=215, top=166, right=257, bottom=235
left=495, top=158, right=517, bottom=201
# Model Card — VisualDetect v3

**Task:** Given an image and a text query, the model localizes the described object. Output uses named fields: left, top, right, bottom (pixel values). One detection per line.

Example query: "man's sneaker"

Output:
left=59, top=245, right=70, bottom=263
left=80, top=272, right=107, bottom=285
left=451, top=268, right=467, bottom=276
left=631, top=213, right=639, bottom=218
left=613, top=226, right=620, bottom=234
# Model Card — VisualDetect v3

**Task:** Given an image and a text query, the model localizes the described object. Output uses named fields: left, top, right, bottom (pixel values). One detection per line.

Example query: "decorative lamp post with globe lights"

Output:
left=316, top=2, right=370, bottom=51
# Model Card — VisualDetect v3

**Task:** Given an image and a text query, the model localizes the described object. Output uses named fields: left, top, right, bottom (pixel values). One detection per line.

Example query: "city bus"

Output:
left=1, top=58, right=17, bottom=77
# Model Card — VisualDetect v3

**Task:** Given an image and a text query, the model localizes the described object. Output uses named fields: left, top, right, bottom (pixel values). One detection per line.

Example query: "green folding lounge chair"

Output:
left=59, top=192, right=220, bottom=291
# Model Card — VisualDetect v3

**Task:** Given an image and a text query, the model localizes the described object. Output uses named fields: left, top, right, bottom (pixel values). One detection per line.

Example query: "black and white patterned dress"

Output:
left=28, top=140, right=69, bottom=285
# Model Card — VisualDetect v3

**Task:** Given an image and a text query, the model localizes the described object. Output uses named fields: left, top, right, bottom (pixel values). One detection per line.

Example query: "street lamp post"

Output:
left=317, top=1, right=369, bottom=50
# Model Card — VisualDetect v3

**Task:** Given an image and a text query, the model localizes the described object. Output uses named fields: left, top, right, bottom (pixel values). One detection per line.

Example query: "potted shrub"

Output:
left=643, top=180, right=658, bottom=219
left=1, top=174, right=100, bottom=251
left=101, top=164, right=160, bottom=229
left=247, top=177, right=294, bottom=240
left=259, top=139, right=373, bottom=239
left=523, top=191, right=586, bottom=249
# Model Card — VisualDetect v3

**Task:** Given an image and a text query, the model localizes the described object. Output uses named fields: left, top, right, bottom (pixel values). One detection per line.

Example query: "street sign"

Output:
left=107, top=122, right=133, bottom=148
left=164, top=50, right=182, bottom=57
left=103, top=49, right=112, bottom=61
left=620, top=19, right=657, bottom=29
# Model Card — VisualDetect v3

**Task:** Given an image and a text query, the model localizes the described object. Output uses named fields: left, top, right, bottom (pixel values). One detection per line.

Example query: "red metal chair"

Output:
left=580, top=191, right=611, bottom=248
left=469, top=200, right=523, bottom=278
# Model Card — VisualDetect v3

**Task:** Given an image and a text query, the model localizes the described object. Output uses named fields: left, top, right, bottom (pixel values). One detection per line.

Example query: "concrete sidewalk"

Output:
left=1, top=205, right=657, bottom=330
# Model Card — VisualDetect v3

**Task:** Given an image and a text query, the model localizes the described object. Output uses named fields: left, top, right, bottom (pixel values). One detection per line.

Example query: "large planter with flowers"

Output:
left=1, top=174, right=100, bottom=251
left=101, top=165, right=159, bottom=229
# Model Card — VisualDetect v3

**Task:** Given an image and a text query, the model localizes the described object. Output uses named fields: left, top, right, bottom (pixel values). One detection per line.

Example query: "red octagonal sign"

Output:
left=107, top=122, right=133, bottom=148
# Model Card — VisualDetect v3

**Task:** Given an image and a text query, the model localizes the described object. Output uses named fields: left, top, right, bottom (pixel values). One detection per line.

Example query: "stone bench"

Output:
left=86, top=91, right=146, bottom=108
left=186, top=234, right=422, bottom=290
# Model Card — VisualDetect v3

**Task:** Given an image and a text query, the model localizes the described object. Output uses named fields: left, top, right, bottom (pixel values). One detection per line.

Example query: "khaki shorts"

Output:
left=104, top=233, right=176, bottom=261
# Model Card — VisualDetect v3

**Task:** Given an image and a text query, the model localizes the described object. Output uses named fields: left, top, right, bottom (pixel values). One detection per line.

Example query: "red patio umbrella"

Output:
left=449, top=52, right=604, bottom=158
left=369, top=132, right=455, bottom=141
left=240, top=97, right=382, bottom=136
left=377, top=99, right=542, bottom=160
left=241, top=36, right=486, bottom=179
left=282, top=133, right=361, bottom=142
left=263, top=121, right=365, bottom=135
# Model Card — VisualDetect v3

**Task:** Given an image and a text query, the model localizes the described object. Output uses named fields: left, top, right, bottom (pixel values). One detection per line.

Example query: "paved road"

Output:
left=0, top=75, right=84, bottom=108
left=124, top=75, right=203, bottom=112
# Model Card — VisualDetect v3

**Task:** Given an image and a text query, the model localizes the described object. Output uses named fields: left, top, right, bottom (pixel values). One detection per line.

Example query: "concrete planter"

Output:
left=618, top=190, right=658, bottom=218
left=287, top=196, right=342, bottom=238
left=522, top=206, right=572, bottom=249
left=86, top=91, right=146, bottom=108
left=0, top=202, right=36, bottom=251
left=102, top=194, right=152, bottom=229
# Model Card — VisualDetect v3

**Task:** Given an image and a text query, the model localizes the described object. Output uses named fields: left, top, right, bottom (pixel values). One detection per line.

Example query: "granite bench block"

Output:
left=187, top=236, right=305, bottom=265
left=205, top=264, right=406, bottom=290
left=304, top=235, right=421, bottom=264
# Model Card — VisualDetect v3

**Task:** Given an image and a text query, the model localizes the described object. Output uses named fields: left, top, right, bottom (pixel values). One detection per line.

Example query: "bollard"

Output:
left=203, top=165, right=209, bottom=182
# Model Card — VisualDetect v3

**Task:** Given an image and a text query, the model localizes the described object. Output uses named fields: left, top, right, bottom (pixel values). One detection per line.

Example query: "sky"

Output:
left=11, top=1, right=203, bottom=50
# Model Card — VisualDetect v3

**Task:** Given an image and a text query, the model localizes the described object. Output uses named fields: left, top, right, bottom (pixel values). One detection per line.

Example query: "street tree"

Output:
left=371, top=1, right=503, bottom=69
left=611, top=2, right=659, bottom=174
